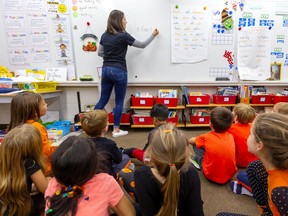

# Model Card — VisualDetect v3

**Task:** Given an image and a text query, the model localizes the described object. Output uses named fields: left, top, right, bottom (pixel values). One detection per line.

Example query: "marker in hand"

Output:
left=153, top=28, right=159, bottom=37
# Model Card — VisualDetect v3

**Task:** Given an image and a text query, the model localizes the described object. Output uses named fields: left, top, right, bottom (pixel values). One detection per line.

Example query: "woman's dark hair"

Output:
left=106, top=9, right=125, bottom=34
left=46, top=136, right=100, bottom=216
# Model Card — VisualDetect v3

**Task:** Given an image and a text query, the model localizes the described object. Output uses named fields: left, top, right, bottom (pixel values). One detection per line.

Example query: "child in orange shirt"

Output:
left=189, top=107, right=237, bottom=184
left=7, top=92, right=56, bottom=175
left=228, top=103, right=257, bottom=168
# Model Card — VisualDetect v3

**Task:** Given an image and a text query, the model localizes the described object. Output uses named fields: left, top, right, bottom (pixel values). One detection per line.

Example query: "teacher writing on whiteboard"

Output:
left=94, top=9, right=159, bottom=138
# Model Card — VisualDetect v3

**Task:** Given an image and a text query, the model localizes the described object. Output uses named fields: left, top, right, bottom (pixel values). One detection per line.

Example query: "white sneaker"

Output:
left=112, top=130, right=128, bottom=138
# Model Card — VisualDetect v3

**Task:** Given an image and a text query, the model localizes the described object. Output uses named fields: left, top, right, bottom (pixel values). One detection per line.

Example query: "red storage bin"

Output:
left=190, top=115, right=210, bottom=124
left=189, top=94, right=210, bottom=105
left=108, top=112, right=131, bottom=124
left=167, top=116, right=179, bottom=124
left=132, top=115, right=153, bottom=125
left=155, top=97, right=178, bottom=107
left=131, top=96, right=154, bottom=107
left=273, top=95, right=288, bottom=104
left=213, top=94, right=237, bottom=104
left=251, top=95, right=273, bottom=104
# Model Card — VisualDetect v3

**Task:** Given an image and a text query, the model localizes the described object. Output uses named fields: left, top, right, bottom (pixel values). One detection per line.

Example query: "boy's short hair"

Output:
left=81, top=110, right=108, bottom=137
left=233, top=103, right=255, bottom=124
left=210, top=107, right=233, bottom=133
left=150, top=104, right=169, bottom=121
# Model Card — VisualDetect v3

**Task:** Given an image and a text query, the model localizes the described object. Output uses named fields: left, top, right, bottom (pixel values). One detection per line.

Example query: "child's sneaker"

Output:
left=189, top=157, right=201, bottom=170
left=230, top=180, right=242, bottom=194
left=112, top=130, right=128, bottom=138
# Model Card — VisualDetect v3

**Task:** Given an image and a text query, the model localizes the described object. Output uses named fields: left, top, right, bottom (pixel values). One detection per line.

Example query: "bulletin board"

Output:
left=0, top=0, right=288, bottom=83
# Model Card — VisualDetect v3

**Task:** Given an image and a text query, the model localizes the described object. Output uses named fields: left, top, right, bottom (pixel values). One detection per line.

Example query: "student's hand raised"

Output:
left=152, top=28, right=159, bottom=37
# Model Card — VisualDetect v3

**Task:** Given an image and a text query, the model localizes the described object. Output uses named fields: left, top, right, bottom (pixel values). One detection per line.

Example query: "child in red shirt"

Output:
left=228, top=103, right=257, bottom=168
left=189, top=107, right=237, bottom=184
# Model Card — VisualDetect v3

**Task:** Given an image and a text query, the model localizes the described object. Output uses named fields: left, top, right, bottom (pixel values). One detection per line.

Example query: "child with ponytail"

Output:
left=134, top=123, right=204, bottom=216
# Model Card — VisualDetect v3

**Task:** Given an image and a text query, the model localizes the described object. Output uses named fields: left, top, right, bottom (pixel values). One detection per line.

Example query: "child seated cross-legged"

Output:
left=45, top=136, right=136, bottom=216
left=81, top=110, right=132, bottom=178
left=189, top=106, right=237, bottom=184
left=122, top=103, right=169, bottom=162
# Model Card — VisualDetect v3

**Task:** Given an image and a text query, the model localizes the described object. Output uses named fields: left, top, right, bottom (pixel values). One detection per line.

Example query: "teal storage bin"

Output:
left=46, top=121, right=71, bottom=136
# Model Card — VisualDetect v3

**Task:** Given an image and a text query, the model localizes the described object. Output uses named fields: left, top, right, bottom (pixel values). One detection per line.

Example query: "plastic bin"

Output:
left=131, top=96, right=154, bottom=107
left=273, top=95, right=288, bottom=104
left=213, top=94, right=237, bottom=104
left=251, top=95, right=273, bottom=104
left=190, top=115, right=210, bottom=124
left=108, top=112, right=131, bottom=124
left=132, top=115, right=153, bottom=125
left=0, top=78, right=13, bottom=88
left=167, top=116, right=179, bottom=124
left=189, top=94, right=210, bottom=105
left=46, top=120, right=71, bottom=136
left=18, top=81, right=57, bottom=92
left=155, top=97, right=178, bottom=107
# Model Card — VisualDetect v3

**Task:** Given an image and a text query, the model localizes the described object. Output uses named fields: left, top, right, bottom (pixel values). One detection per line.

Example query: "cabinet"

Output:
left=130, top=104, right=186, bottom=128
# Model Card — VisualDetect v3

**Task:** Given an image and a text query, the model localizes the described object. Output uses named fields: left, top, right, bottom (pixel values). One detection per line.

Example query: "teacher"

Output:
left=94, top=9, right=159, bottom=138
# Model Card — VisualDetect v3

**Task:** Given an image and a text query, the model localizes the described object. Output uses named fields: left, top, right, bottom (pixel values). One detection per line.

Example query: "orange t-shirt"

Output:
left=27, top=119, right=56, bottom=175
left=267, top=169, right=288, bottom=216
left=228, top=123, right=258, bottom=168
left=195, top=131, right=237, bottom=184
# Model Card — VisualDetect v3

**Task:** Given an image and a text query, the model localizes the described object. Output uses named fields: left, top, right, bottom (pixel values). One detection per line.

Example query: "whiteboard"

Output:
left=69, top=0, right=237, bottom=83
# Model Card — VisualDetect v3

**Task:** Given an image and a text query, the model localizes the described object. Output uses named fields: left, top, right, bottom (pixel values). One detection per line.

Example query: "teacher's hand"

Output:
left=152, top=28, right=159, bottom=37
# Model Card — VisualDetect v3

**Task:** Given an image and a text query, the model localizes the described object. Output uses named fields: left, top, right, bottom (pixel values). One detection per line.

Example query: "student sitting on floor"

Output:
left=7, top=92, right=57, bottom=176
left=189, top=106, right=237, bottom=184
left=45, top=136, right=136, bottom=216
left=0, top=124, right=51, bottom=216
left=216, top=112, right=288, bottom=216
left=134, top=123, right=204, bottom=216
left=81, top=110, right=132, bottom=179
left=228, top=103, right=257, bottom=168
left=122, top=103, right=169, bottom=162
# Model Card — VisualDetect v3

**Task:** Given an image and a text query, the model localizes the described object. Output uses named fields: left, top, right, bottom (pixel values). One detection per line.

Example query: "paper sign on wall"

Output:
left=46, top=67, right=67, bottom=81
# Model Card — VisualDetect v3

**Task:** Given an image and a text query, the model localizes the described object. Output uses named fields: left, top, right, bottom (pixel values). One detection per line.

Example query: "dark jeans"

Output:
left=94, top=66, right=127, bottom=127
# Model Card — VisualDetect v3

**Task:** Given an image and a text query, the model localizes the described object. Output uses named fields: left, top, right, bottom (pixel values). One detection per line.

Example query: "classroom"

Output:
left=0, top=0, right=288, bottom=215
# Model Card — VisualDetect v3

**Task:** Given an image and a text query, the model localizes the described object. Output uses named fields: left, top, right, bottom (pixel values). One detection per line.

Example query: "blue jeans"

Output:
left=94, top=66, right=127, bottom=128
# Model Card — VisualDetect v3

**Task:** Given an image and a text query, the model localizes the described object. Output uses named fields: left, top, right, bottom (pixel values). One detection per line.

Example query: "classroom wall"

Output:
left=1, top=0, right=288, bottom=83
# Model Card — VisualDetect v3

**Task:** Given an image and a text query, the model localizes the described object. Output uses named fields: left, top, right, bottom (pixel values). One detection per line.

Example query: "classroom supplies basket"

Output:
left=18, top=81, right=57, bottom=92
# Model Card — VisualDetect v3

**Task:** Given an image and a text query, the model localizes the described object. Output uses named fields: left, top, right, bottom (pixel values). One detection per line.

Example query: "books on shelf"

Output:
left=189, top=92, right=202, bottom=96
left=158, top=89, right=178, bottom=98
left=191, top=108, right=210, bottom=116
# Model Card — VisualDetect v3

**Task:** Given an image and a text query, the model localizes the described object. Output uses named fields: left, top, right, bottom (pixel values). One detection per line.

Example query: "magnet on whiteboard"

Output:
left=175, top=5, right=179, bottom=9
left=203, top=6, right=207, bottom=10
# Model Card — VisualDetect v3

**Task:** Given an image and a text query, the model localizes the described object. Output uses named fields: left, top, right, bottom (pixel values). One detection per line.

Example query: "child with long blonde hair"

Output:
left=134, top=123, right=204, bottom=216
left=0, top=124, right=50, bottom=216
left=7, top=91, right=56, bottom=175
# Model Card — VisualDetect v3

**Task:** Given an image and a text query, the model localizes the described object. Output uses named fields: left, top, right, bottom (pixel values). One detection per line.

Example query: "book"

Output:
left=158, top=89, right=177, bottom=98
left=182, top=86, right=190, bottom=104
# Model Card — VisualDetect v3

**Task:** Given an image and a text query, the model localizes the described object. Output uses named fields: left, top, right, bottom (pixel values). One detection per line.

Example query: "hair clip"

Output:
left=46, top=208, right=53, bottom=214
left=163, top=129, right=172, bottom=133
left=55, top=190, right=60, bottom=195
left=169, top=163, right=175, bottom=167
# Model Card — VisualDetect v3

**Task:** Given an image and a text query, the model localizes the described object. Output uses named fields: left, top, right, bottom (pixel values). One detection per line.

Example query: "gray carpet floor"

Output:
left=106, top=126, right=259, bottom=216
